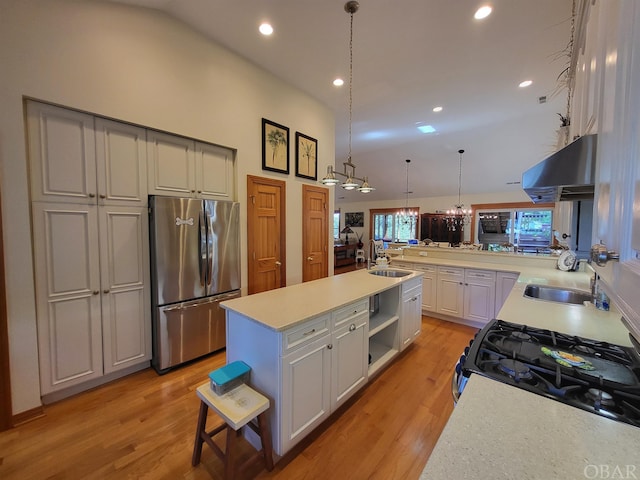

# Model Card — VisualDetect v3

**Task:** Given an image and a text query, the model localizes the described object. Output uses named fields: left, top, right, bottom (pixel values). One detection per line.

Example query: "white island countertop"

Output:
left=220, top=268, right=422, bottom=331
left=420, top=375, right=640, bottom=480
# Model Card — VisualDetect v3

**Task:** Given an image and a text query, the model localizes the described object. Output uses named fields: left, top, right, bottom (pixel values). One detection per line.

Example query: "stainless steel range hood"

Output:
left=522, top=134, right=597, bottom=203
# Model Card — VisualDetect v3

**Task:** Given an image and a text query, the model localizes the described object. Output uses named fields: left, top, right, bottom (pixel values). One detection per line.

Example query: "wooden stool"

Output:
left=192, top=383, right=274, bottom=479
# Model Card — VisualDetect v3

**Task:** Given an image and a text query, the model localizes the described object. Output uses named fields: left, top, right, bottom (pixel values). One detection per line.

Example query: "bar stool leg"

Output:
left=192, top=401, right=209, bottom=466
left=224, top=425, right=241, bottom=480
left=257, top=412, right=274, bottom=471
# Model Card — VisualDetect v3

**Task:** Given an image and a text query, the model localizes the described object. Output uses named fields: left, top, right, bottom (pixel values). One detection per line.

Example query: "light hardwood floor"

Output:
left=0, top=317, right=476, bottom=480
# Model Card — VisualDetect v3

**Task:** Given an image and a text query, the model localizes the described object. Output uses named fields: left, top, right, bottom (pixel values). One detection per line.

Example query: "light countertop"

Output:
left=220, top=268, right=422, bottom=331
left=420, top=375, right=640, bottom=480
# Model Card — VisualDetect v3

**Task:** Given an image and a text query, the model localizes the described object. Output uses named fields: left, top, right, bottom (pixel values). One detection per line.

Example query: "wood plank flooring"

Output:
left=0, top=317, right=476, bottom=480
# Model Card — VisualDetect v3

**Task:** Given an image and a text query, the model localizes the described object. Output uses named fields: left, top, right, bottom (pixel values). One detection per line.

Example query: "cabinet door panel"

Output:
left=32, top=203, right=103, bottom=394
left=464, top=282, right=494, bottom=322
left=281, top=336, right=331, bottom=452
left=27, top=101, right=96, bottom=204
left=99, top=207, right=151, bottom=373
left=332, top=317, right=367, bottom=407
left=195, top=142, right=234, bottom=199
left=437, top=268, right=464, bottom=317
left=147, top=131, right=195, bottom=196
left=95, top=118, right=148, bottom=206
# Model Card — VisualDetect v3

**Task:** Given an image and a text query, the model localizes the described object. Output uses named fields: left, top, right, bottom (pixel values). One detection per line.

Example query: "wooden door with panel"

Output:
left=247, top=176, right=286, bottom=294
left=302, top=185, right=328, bottom=282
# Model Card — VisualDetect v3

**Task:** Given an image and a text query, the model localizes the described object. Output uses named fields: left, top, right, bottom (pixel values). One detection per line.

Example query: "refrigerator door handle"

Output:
left=199, top=209, right=207, bottom=287
left=206, top=210, right=213, bottom=288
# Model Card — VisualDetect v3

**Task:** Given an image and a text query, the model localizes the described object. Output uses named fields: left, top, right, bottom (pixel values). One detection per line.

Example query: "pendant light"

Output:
left=398, top=159, right=417, bottom=225
left=445, top=149, right=472, bottom=231
left=321, top=1, right=374, bottom=193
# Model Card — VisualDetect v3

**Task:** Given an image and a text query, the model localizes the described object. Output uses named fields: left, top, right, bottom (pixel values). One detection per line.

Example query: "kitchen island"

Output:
left=221, top=268, right=424, bottom=457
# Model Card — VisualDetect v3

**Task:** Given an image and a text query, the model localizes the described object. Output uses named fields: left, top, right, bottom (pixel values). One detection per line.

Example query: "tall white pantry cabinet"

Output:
left=27, top=101, right=151, bottom=395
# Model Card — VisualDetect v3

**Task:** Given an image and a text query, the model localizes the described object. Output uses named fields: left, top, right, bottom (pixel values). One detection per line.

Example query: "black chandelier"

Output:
left=445, top=149, right=472, bottom=231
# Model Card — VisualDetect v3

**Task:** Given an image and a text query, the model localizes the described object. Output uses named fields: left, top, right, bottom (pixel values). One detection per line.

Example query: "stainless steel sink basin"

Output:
left=368, top=269, right=412, bottom=278
left=523, top=284, right=592, bottom=305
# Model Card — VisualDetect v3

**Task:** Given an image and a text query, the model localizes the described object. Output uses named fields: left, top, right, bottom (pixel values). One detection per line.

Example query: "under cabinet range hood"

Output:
left=522, top=134, right=597, bottom=203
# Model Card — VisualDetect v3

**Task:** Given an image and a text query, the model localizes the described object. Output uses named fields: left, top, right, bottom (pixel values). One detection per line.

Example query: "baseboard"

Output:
left=41, top=361, right=151, bottom=405
left=12, top=405, right=45, bottom=427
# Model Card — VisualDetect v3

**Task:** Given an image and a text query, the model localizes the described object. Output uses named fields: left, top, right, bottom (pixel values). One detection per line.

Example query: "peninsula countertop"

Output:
left=420, top=375, right=640, bottom=480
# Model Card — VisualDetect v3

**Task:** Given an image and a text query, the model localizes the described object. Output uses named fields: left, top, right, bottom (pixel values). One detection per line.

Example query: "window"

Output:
left=333, top=209, right=340, bottom=240
left=370, top=208, right=418, bottom=243
left=472, top=202, right=555, bottom=252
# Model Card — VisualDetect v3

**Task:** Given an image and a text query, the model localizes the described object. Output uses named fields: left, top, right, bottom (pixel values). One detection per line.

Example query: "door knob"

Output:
left=307, top=256, right=313, bottom=261
left=275, top=261, right=282, bottom=266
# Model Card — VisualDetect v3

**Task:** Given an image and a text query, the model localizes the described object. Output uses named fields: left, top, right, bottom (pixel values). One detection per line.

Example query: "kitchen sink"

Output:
left=368, top=269, right=412, bottom=278
left=523, top=284, right=592, bottom=305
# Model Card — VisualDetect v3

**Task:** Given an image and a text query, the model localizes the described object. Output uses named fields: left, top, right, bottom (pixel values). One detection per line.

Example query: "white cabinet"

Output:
left=27, top=102, right=148, bottom=207
left=281, top=328, right=332, bottom=453
left=147, top=130, right=235, bottom=200
left=32, top=203, right=151, bottom=394
left=401, top=277, right=422, bottom=350
left=437, top=266, right=496, bottom=326
left=331, top=301, right=368, bottom=408
left=437, top=266, right=464, bottom=317
left=463, top=269, right=496, bottom=325
left=99, top=206, right=151, bottom=374
left=495, top=272, right=518, bottom=317
left=414, top=263, right=437, bottom=312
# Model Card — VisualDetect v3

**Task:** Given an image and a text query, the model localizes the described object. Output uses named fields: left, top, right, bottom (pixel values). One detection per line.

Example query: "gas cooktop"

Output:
left=461, top=319, right=640, bottom=427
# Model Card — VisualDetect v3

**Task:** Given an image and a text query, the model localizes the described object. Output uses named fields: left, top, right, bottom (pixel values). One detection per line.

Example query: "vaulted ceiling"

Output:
left=111, top=0, right=574, bottom=203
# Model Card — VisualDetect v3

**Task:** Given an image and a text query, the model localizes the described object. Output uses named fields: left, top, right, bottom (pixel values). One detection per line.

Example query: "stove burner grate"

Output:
left=498, top=359, right=533, bottom=382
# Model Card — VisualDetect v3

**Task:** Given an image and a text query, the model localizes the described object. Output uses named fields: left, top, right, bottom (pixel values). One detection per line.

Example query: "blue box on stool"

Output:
left=208, top=361, right=251, bottom=395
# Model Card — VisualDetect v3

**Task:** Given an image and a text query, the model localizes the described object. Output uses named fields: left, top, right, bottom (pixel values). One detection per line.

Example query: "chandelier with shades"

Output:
left=397, top=159, right=417, bottom=225
left=321, top=1, right=374, bottom=194
left=445, top=149, right=472, bottom=231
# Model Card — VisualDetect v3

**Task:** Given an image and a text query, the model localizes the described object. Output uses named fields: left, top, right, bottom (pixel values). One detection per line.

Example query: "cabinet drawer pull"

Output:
left=103, top=289, right=110, bottom=294
left=302, top=328, right=316, bottom=337
left=349, top=323, right=356, bottom=331
left=92, top=290, right=99, bottom=295
left=327, top=344, right=333, bottom=350
left=88, top=193, right=96, bottom=198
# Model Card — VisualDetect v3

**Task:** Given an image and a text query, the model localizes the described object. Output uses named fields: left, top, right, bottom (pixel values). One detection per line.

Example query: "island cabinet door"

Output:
left=331, top=312, right=368, bottom=408
left=281, top=334, right=332, bottom=454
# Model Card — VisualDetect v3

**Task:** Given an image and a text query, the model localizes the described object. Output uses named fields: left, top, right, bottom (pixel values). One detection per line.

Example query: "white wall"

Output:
left=0, top=0, right=335, bottom=414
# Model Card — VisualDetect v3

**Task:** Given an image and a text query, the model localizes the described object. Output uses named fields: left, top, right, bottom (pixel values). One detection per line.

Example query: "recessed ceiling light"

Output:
left=259, top=23, right=273, bottom=36
left=519, top=80, right=533, bottom=88
left=333, top=78, right=344, bottom=87
left=474, top=5, right=492, bottom=20
left=432, top=106, right=443, bottom=113
left=417, top=125, right=436, bottom=134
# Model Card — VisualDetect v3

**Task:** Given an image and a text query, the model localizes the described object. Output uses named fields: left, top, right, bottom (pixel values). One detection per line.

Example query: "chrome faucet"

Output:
left=367, top=239, right=375, bottom=270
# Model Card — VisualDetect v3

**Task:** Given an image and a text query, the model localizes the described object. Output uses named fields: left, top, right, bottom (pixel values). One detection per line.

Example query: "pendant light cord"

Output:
left=348, top=9, right=354, bottom=163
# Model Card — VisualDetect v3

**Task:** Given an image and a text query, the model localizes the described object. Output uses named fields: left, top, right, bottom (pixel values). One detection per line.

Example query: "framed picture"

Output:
left=345, top=212, right=364, bottom=227
left=295, top=132, right=318, bottom=180
left=262, top=118, right=290, bottom=174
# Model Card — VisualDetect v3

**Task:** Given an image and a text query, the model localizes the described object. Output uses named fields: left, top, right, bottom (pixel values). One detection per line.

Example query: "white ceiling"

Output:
left=110, top=0, right=573, bottom=203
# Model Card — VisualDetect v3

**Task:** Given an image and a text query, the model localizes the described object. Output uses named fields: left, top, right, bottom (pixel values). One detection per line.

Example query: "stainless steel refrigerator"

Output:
left=149, top=196, right=240, bottom=373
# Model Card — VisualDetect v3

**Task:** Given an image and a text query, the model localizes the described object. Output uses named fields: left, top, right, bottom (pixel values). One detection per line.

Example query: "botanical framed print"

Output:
left=262, top=118, right=290, bottom=174
left=345, top=212, right=364, bottom=227
left=295, top=132, right=318, bottom=181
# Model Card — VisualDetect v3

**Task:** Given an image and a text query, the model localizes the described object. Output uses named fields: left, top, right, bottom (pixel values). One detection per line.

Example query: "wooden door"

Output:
left=247, top=176, right=286, bottom=294
left=302, top=185, right=328, bottom=282
left=0, top=196, right=11, bottom=430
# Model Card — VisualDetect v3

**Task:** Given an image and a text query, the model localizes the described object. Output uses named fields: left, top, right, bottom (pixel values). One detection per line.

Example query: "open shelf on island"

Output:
left=369, top=313, right=399, bottom=337
left=368, top=339, right=399, bottom=376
